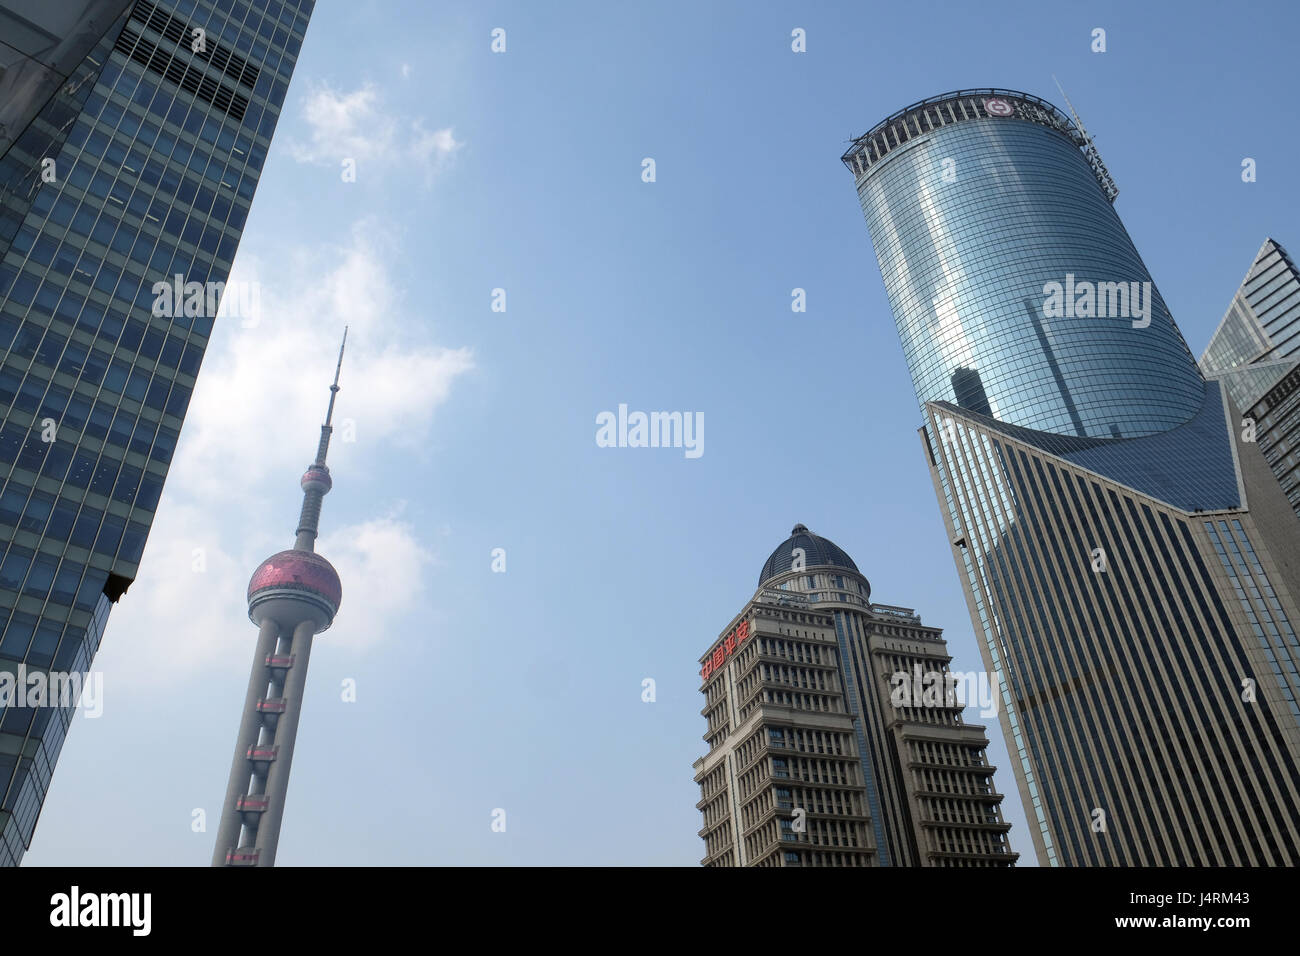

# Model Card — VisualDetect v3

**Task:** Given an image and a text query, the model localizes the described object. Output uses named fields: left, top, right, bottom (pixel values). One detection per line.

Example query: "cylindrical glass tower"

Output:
left=844, top=89, right=1204, bottom=439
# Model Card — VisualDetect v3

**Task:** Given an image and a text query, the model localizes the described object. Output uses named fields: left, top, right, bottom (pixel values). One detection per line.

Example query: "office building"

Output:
left=841, top=89, right=1300, bottom=865
left=0, top=0, right=313, bottom=865
left=1200, top=238, right=1300, bottom=518
left=693, top=524, right=1017, bottom=867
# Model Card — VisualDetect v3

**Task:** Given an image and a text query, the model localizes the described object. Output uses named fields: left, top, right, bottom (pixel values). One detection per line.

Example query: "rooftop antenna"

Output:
left=1053, top=75, right=1118, bottom=202
left=325, top=325, right=347, bottom=428
left=312, top=326, right=347, bottom=467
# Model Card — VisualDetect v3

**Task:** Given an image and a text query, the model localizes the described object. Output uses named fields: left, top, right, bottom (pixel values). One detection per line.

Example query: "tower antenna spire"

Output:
left=314, top=326, right=347, bottom=467
left=324, top=325, right=347, bottom=429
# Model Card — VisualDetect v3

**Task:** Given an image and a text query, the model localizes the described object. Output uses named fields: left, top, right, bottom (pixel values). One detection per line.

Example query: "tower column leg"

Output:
left=253, top=618, right=317, bottom=867
left=211, top=617, right=281, bottom=866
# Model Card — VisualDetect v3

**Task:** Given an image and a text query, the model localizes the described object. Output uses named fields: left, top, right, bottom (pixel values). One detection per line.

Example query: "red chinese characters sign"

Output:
left=701, top=620, right=749, bottom=681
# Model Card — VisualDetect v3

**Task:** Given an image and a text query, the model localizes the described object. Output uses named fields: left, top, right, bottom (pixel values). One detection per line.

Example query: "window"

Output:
left=81, top=350, right=109, bottom=385
left=74, top=570, right=105, bottom=610
left=69, top=505, right=101, bottom=547
left=128, top=418, right=156, bottom=456
left=69, top=207, right=96, bottom=236
left=96, top=514, right=125, bottom=555
left=0, top=613, right=35, bottom=661
left=113, top=465, right=141, bottom=506
left=0, top=485, right=26, bottom=523
left=124, top=367, right=149, bottom=401
left=102, top=359, right=129, bottom=393
left=0, top=547, right=33, bottom=589
left=19, top=492, right=52, bottom=534
left=23, top=555, right=58, bottom=597
left=45, top=496, right=76, bottom=541
left=51, top=563, right=82, bottom=604
left=90, top=458, right=120, bottom=497
left=137, top=473, right=163, bottom=511
left=84, top=405, right=111, bottom=439
left=120, top=523, right=148, bottom=564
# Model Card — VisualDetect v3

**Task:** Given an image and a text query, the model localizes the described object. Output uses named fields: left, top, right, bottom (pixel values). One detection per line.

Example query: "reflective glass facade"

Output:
left=846, top=90, right=1300, bottom=867
left=0, top=0, right=313, bottom=866
left=847, top=91, right=1205, bottom=439
left=1200, top=239, right=1300, bottom=517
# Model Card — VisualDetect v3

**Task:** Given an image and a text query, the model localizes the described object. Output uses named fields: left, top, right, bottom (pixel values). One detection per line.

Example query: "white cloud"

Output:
left=290, top=80, right=461, bottom=183
left=106, top=499, right=250, bottom=685
left=318, top=513, right=434, bottom=649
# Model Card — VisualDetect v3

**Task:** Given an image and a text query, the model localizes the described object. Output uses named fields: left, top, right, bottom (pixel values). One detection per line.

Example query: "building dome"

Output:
left=301, top=464, right=332, bottom=494
left=758, top=524, right=864, bottom=591
left=247, top=549, right=342, bottom=629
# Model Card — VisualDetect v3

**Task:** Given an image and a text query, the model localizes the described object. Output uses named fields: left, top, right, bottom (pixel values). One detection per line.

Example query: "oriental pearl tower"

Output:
left=212, top=330, right=347, bottom=867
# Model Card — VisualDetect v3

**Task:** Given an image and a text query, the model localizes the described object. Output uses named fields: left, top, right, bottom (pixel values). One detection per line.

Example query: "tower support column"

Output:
left=211, top=617, right=281, bottom=866
left=252, top=618, right=317, bottom=867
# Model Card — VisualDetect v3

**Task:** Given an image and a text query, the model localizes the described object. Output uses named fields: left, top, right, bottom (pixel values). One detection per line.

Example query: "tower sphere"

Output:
left=247, top=549, right=342, bottom=630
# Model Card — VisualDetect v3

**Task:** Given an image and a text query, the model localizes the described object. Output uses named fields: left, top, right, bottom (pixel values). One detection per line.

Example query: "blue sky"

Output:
left=26, top=0, right=1300, bottom=865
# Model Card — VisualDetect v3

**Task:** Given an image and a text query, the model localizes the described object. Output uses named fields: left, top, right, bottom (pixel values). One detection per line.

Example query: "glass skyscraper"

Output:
left=1200, top=238, right=1300, bottom=518
left=843, top=89, right=1300, bottom=865
left=0, top=0, right=313, bottom=866
left=848, top=89, right=1203, bottom=439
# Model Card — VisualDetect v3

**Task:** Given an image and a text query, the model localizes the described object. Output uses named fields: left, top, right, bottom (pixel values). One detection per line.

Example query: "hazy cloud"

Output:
left=290, top=80, right=461, bottom=182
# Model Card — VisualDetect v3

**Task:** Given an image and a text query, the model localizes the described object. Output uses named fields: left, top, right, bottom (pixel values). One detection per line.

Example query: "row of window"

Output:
left=0, top=482, right=151, bottom=555
left=0, top=548, right=113, bottom=615
left=161, top=0, right=309, bottom=69
left=2, top=423, right=164, bottom=506
left=0, top=334, right=192, bottom=424
left=761, top=689, right=841, bottom=713
left=0, top=304, right=201, bottom=379
left=768, top=756, right=856, bottom=786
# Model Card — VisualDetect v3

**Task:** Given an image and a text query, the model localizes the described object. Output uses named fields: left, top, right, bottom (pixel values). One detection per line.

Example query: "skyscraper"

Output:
left=693, top=525, right=1017, bottom=867
left=0, top=0, right=313, bottom=866
left=842, top=89, right=1300, bottom=866
left=1199, top=238, right=1300, bottom=519
left=211, top=332, right=343, bottom=867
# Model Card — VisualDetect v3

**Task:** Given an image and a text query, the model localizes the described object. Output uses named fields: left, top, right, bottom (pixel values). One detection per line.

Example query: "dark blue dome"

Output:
left=759, top=524, right=862, bottom=588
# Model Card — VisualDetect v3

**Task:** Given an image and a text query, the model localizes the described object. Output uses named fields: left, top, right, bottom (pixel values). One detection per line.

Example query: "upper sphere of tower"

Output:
left=301, top=464, right=332, bottom=494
